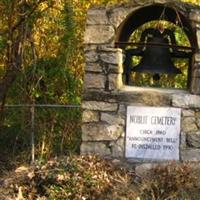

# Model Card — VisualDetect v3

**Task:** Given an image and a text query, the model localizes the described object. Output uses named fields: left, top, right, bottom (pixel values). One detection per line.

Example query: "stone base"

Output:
left=81, top=88, right=200, bottom=161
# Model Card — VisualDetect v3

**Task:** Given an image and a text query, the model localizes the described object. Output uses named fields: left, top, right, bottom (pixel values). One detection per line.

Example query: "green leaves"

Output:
left=0, top=35, right=6, bottom=52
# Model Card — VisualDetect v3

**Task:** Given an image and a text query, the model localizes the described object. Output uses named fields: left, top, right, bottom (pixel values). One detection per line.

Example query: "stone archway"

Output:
left=115, top=3, right=197, bottom=47
left=114, top=3, right=198, bottom=90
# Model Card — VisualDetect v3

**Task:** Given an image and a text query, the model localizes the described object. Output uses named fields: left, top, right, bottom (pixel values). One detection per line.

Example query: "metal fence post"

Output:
left=30, top=104, right=35, bottom=163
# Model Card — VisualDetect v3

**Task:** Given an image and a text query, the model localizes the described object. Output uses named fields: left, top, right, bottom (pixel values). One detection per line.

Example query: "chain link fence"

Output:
left=0, top=104, right=82, bottom=164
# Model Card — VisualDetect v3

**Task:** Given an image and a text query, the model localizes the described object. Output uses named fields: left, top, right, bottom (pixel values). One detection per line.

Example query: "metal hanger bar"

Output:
left=115, top=42, right=195, bottom=51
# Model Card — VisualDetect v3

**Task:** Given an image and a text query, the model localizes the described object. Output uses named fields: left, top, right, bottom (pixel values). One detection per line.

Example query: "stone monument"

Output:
left=81, top=0, right=200, bottom=162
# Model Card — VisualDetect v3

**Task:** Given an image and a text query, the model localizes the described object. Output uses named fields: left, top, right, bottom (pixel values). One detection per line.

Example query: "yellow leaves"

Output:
left=182, top=0, right=200, bottom=5
left=38, top=1, right=49, bottom=12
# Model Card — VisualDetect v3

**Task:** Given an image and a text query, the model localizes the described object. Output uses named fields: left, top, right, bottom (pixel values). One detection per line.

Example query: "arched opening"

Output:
left=115, top=4, right=197, bottom=89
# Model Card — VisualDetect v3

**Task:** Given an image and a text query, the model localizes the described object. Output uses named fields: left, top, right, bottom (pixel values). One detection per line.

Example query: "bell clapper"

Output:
left=153, top=73, right=160, bottom=81
left=152, top=73, right=161, bottom=87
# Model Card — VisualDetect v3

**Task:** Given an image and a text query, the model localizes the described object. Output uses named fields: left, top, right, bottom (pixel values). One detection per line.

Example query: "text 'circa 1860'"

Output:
left=125, top=106, right=181, bottom=160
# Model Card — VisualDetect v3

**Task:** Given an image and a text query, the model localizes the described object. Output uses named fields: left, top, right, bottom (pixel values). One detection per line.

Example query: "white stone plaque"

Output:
left=125, top=106, right=181, bottom=160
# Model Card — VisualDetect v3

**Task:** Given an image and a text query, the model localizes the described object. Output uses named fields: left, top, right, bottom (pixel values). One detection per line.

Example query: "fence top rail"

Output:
left=4, top=104, right=81, bottom=108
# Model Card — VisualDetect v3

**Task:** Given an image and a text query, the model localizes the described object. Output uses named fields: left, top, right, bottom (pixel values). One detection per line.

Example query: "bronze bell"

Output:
left=123, top=28, right=184, bottom=84
left=132, top=36, right=182, bottom=75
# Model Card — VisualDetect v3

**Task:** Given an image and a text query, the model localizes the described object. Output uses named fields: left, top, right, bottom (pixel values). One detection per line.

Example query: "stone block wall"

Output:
left=82, top=98, right=125, bottom=157
left=84, top=47, right=123, bottom=92
left=82, top=0, right=200, bottom=162
left=173, top=94, right=200, bottom=161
